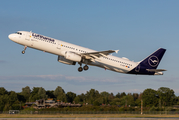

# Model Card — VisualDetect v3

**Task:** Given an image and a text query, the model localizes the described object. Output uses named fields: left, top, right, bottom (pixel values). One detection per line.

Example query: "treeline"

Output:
left=0, top=86, right=178, bottom=111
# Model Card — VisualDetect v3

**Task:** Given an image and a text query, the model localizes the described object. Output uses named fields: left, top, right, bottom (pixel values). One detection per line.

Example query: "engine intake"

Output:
left=58, top=56, right=76, bottom=65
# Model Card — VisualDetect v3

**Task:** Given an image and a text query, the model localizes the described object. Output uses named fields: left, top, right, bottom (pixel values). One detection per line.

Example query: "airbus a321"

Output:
left=8, top=31, right=166, bottom=75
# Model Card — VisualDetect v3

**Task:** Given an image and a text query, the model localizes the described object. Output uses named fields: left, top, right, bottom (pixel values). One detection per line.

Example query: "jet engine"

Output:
left=61, top=51, right=82, bottom=62
left=57, top=56, right=76, bottom=65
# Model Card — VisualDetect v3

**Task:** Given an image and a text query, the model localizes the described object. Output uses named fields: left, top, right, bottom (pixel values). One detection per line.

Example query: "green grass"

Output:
left=1, top=114, right=179, bottom=118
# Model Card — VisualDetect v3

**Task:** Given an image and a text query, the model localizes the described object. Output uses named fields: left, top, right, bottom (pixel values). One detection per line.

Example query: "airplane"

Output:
left=8, top=31, right=166, bottom=75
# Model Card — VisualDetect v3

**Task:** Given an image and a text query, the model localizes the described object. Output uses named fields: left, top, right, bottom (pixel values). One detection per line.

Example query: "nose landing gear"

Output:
left=22, top=46, right=27, bottom=54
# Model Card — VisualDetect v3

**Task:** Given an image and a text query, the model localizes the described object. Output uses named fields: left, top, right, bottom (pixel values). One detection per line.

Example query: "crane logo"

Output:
left=148, top=56, right=159, bottom=67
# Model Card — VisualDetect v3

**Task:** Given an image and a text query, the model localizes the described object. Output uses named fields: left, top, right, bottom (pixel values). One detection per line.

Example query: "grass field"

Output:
left=1, top=114, right=179, bottom=118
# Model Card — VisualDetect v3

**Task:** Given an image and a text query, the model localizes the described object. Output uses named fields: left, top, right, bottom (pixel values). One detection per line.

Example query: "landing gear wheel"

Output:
left=83, top=65, right=89, bottom=71
left=22, top=50, right=25, bottom=54
left=22, top=46, right=27, bottom=54
left=78, top=67, right=83, bottom=72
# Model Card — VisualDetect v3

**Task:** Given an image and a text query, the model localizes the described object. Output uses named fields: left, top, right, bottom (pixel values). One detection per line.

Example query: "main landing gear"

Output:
left=78, top=63, right=89, bottom=72
left=22, top=46, right=27, bottom=54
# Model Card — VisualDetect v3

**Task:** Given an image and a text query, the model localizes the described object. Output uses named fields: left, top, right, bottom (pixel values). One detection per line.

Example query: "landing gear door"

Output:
left=25, top=32, right=31, bottom=41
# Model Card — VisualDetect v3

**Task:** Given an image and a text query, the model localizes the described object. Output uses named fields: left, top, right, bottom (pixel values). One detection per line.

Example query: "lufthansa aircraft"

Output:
left=8, top=31, right=166, bottom=75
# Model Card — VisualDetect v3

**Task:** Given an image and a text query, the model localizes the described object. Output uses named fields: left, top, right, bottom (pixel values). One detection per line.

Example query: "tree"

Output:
left=8, top=91, right=19, bottom=110
left=38, top=87, right=47, bottom=99
left=28, top=87, right=47, bottom=101
left=57, top=93, right=67, bottom=102
left=102, top=96, right=109, bottom=104
left=54, top=86, right=67, bottom=102
left=0, top=87, right=8, bottom=95
left=120, top=95, right=134, bottom=107
left=0, top=96, right=4, bottom=110
left=157, top=87, right=175, bottom=106
left=116, top=92, right=121, bottom=98
left=17, top=93, right=26, bottom=103
left=109, top=93, right=114, bottom=100
left=66, top=92, right=76, bottom=103
left=133, top=93, right=139, bottom=101
left=54, top=86, right=65, bottom=96
left=110, top=98, right=120, bottom=105
left=0, top=88, right=8, bottom=111
left=93, top=100, right=100, bottom=106
left=30, top=87, right=40, bottom=101
left=1, top=94, right=10, bottom=111
left=86, top=89, right=99, bottom=104
left=9, top=91, right=18, bottom=105
left=0, top=95, right=8, bottom=111
left=100, top=91, right=110, bottom=97
left=74, top=96, right=80, bottom=104
left=142, top=88, right=158, bottom=107
left=21, top=86, right=31, bottom=101
left=135, top=99, right=141, bottom=106
left=46, top=90, right=55, bottom=98
left=100, top=91, right=110, bottom=104
left=120, top=92, right=126, bottom=98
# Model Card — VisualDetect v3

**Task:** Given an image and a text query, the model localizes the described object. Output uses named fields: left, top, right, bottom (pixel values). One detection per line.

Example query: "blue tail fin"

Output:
left=139, top=48, right=166, bottom=69
left=128, top=48, right=166, bottom=75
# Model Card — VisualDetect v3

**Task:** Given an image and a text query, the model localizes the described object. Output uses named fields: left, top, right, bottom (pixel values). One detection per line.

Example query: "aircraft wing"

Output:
left=146, top=69, right=167, bottom=72
left=80, top=50, right=119, bottom=59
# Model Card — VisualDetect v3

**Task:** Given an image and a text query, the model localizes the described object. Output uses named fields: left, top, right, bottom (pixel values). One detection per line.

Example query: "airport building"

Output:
left=24, top=99, right=81, bottom=109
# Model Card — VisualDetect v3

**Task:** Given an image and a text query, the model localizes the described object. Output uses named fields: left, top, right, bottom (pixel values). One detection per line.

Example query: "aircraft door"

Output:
left=25, top=32, right=31, bottom=41
left=57, top=41, right=62, bottom=50
left=25, top=32, right=34, bottom=47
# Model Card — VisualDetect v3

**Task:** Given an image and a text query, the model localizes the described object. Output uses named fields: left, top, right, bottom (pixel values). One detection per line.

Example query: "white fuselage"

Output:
left=9, top=31, right=138, bottom=74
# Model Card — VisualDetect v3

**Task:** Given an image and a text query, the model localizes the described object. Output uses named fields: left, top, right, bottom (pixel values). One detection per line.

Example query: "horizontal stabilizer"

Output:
left=146, top=69, right=167, bottom=72
left=115, top=50, right=119, bottom=53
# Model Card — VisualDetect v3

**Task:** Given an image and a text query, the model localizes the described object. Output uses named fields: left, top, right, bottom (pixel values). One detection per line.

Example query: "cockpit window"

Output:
left=15, top=32, right=22, bottom=35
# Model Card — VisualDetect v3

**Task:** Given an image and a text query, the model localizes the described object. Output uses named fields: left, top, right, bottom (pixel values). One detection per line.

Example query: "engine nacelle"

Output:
left=154, top=72, right=163, bottom=75
left=58, top=56, right=76, bottom=65
left=61, top=51, right=82, bottom=62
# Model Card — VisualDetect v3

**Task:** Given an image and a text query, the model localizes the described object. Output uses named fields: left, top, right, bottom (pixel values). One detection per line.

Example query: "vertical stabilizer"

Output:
left=139, top=48, right=166, bottom=69
left=128, top=48, right=166, bottom=75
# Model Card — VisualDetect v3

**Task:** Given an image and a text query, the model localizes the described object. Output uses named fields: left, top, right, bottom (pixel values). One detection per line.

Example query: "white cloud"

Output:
left=1, top=74, right=174, bottom=86
left=1, top=74, right=178, bottom=95
left=0, top=74, right=135, bottom=84
left=152, top=76, right=177, bottom=82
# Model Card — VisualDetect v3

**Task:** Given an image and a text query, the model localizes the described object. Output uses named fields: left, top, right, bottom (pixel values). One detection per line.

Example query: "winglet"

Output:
left=115, top=50, right=119, bottom=53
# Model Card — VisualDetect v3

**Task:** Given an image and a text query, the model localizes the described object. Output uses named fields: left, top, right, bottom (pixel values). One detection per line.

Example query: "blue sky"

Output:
left=0, top=0, right=179, bottom=95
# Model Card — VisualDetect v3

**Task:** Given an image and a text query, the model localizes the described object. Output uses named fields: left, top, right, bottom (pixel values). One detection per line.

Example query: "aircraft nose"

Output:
left=8, top=34, right=17, bottom=42
left=8, top=34, right=14, bottom=40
